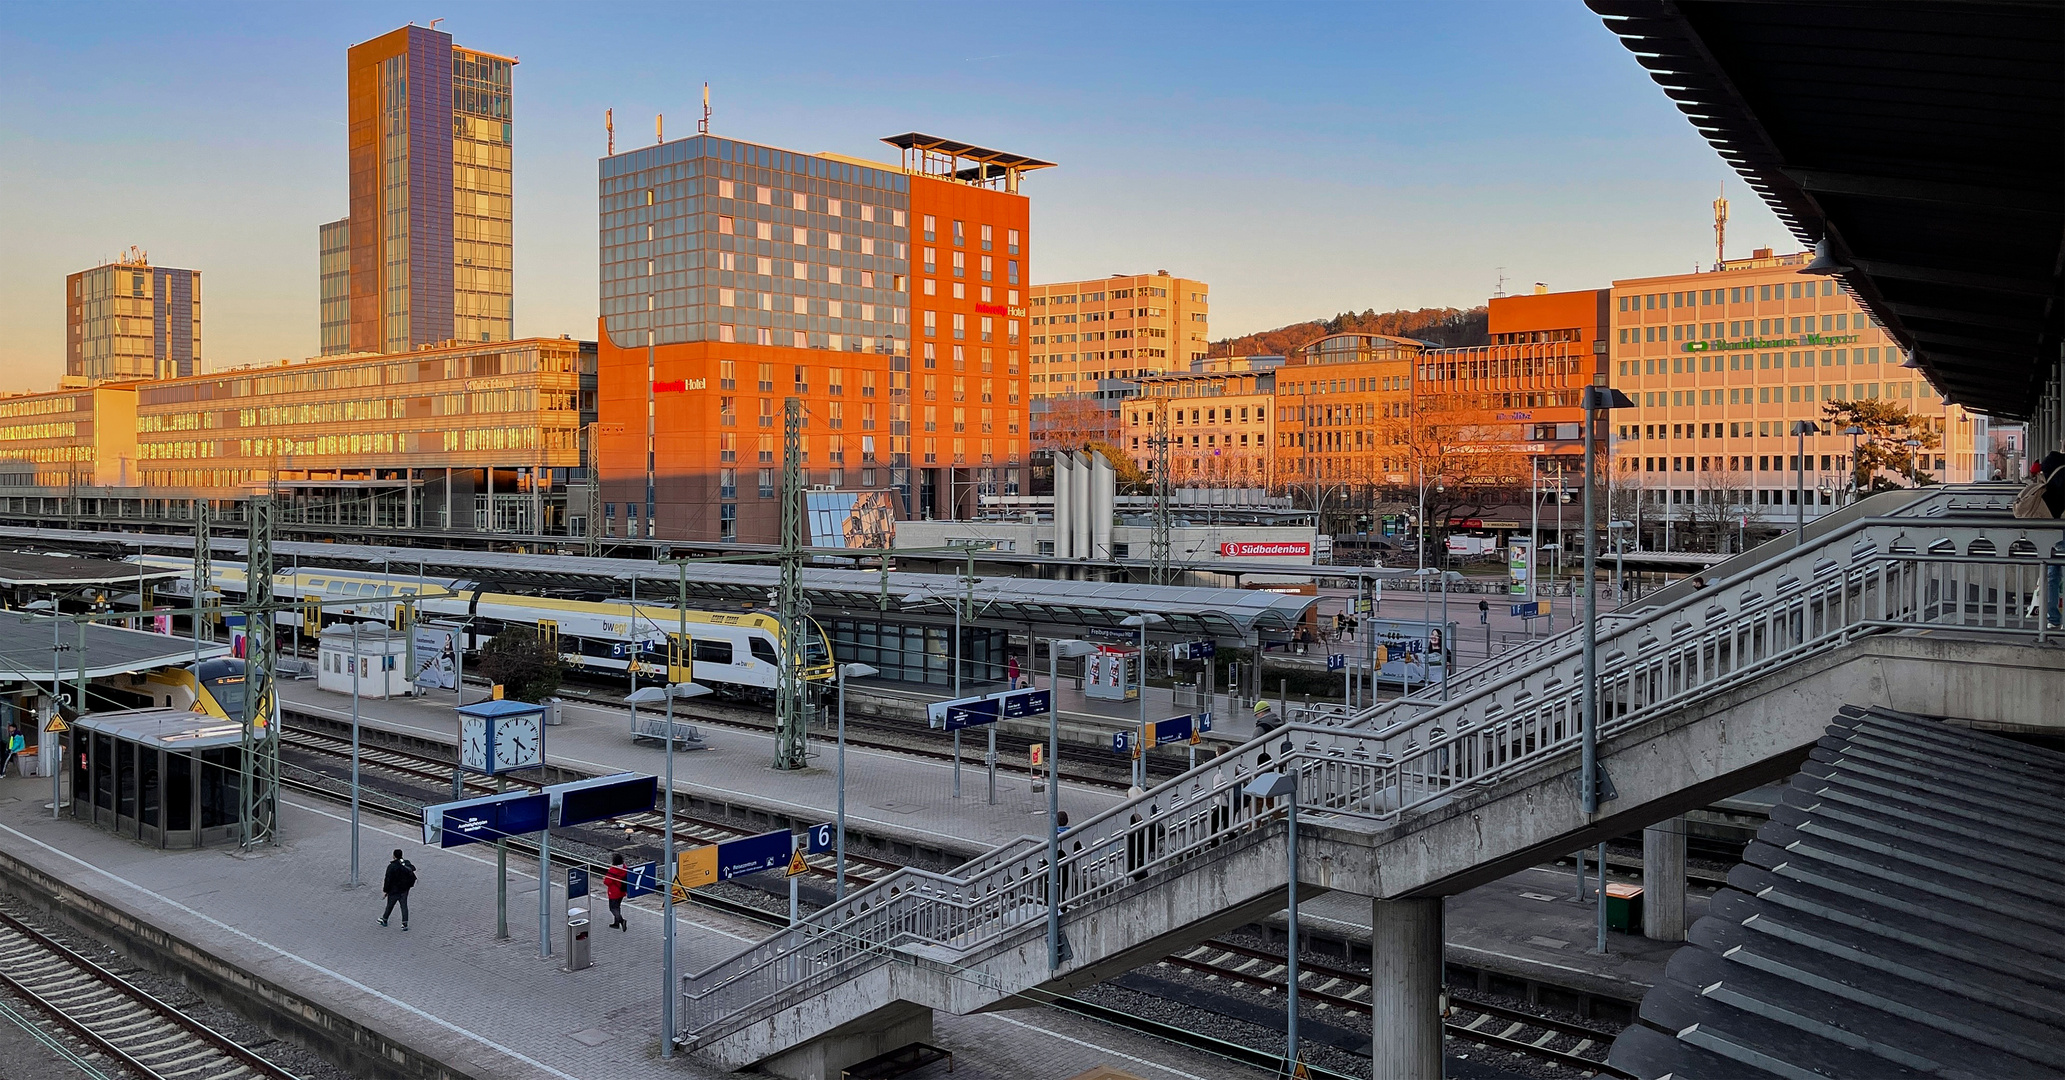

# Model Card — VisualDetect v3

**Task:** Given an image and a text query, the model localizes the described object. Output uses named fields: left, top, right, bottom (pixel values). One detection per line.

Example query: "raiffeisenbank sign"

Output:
left=1683, top=332, right=1861, bottom=354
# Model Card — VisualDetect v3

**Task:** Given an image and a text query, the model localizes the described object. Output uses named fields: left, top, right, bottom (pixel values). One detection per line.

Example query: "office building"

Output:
left=594, top=131, right=1046, bottom=543
left=1608, top=249, right=1976, bottom=532
left=1027, top=272, right=1209, bottom=399
left=321, top=23, right=515, bottom=356
left=65, top=249, right=202, bottom=383
left=1118, top=356, right=1280, bottom=487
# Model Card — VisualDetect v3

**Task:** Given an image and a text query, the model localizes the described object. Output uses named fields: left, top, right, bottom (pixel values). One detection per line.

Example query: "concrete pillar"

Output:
left=1643, top=816, right=1687, bottom=942
left=1370, top=896, right=1443, bottom=1080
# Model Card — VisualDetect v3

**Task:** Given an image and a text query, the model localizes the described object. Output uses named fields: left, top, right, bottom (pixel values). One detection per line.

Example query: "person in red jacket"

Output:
left=604, top=854, right=629, bottom=931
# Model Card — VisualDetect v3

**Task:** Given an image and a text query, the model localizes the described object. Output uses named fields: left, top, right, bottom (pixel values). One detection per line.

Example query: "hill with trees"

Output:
left=1210, top=305, right=1489, bottom=358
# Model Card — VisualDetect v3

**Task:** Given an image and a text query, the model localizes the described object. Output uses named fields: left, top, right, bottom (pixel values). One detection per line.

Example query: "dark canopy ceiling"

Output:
left=1588, top=1, right=2063, bottom=419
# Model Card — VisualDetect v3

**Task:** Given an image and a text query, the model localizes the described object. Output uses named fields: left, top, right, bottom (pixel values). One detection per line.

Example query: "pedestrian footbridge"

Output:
left=678, top=485, right=2065, bottom=1079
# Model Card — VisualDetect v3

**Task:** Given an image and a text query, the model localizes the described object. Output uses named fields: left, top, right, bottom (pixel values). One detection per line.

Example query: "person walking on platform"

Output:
left=604, top=854, right=629, bottom=931
left=1006, top=654, right=1021, bottom=690
left=380, top=849, right=416, bottom=930
left=0, top=725, right=17, bottom=778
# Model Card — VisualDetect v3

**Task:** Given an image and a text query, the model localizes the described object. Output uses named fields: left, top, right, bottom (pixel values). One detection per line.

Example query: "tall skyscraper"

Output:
left=594, top=131, right=1047, bottom=542
left=320, top=23, right=514, bottom=356
left=66, top=248, right=201, bottom=383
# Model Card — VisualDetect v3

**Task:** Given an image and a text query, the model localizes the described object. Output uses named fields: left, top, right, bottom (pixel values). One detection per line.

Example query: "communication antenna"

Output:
left=1713, top=184, right=1730, bottom=269
left=605, top=108, right=614, bottom=155
left=699, top=82, right=711, bottom=135
left=656, top=113, right=663, bottom=144
left=1493, top=267, right=1508, bottom=299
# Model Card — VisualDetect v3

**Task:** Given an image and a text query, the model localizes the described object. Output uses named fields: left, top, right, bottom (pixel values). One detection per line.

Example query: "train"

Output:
left=131, top=556, right=834, bottom=697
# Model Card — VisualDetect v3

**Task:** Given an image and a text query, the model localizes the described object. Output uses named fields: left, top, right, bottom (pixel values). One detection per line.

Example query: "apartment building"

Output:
left=1118, top=356, right=1279, bottom=487
left=1609, top=249, right=1976, bottom=522
left=1026, top=272, right=1208, bottom=400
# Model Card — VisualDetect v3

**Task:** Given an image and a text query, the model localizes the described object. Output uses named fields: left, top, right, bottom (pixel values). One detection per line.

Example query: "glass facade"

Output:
left=599, top=136, right=911, bottom=353
left=377, top=52, right=415, bottom=354
left=452, top=50, right=513, bottom=345
left=66, top=260, right=201, bottom=383
left=319, top=219, right=351, bottom=355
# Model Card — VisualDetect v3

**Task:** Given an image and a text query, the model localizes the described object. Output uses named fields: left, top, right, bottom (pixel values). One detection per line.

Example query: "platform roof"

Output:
left=0, top=613, right=230, bottom=682
left=1588, top=1, right=2064, bottom=420
left=74, top=708, right=253, bottom=751
left=0, top=551, right=181, bottom=589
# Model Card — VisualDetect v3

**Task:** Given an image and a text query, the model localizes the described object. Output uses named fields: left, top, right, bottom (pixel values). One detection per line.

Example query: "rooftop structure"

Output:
left=66, top=249, right=201, bottom=384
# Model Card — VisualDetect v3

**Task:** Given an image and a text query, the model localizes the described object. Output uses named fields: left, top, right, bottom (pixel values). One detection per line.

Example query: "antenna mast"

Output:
left=1713, top=185, right=1730, bottom=269
left=655, top=113, right=663, bottom=144
left=605, top=108, right=614, bottom=155
left=699, top=83, right=711, bottom=135
left=1493, top=267, right=1508, bottom=299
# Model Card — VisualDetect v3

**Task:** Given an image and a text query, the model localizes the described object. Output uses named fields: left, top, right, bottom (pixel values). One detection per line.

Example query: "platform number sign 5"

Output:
left=807, top=823, right=835, bottom=855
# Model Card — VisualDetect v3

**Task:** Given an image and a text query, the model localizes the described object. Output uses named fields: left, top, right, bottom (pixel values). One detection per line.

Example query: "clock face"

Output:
left=459, top=715, right=489, bottom=772
left=494, top=714, right=543, bottom=771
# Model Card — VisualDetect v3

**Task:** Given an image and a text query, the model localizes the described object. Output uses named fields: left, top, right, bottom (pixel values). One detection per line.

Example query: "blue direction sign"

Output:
left=624, top=860, right=659, bottom=899
left=1150, top=714, right=1194, bottom=747
left=567, top=866, right=589, bottom=900
left=421, top=790, right=551, bottom=849
left=998, top=689, right=1051, bottom=718
left=944, top=697, right=1000, bottom=732
left=1510, top=602, right=1541, bottom=618
left=806, top=822, right=835, bottom=855
left=715, top=830, right=794, bottom=880
left=1326, top=653, right=1346, bottom=671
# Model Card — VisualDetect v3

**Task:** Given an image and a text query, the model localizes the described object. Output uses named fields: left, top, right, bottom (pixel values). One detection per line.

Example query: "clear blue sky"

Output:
left=0, top=1, right=1795, bottom=393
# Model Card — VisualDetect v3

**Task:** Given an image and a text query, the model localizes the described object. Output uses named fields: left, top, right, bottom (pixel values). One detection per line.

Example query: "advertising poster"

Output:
left=1508, top=539, right=1532, bottom=596
left=413, top=625, right=457, bottom=689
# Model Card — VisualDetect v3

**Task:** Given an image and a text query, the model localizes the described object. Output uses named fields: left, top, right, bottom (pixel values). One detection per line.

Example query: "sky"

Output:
left=0, top=1, right=1799, bottom=395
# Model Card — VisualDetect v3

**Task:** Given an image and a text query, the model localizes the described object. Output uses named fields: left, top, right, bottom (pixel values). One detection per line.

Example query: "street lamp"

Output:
left=834, top=662, right=878, bottom=901
left=629, top=679, right=711, bottom=1060
left=1790, top=420, right=1819, bottom=543
left=1843, top=425, right=1865, bottom=504
left=1046, top=638, right=1099, bottom=972
left=1119, top=613, right=1165, bottom=788
left=1903, top=438, right=1924, bottom=487
left=902, top=587, right=976, bottom=799
left=1245, top=766, right=1301, bottom=1075
left=1581, top=384, right=1636, bottom=956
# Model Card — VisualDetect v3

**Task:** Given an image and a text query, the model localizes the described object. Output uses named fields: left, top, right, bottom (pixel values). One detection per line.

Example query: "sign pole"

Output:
left=538, top=824, right=552, bottom=959
left=496, top=774, right=508, bottom=939
left=788, top=833, right=800, bottom=927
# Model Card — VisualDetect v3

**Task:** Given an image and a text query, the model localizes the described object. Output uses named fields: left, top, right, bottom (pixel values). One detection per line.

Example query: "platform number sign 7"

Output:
left=806, top=823, right=835, bottom=855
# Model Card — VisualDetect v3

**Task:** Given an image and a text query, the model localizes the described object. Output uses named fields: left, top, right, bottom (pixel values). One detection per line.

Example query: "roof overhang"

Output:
left=1587, top=1, right=2063, bottom=419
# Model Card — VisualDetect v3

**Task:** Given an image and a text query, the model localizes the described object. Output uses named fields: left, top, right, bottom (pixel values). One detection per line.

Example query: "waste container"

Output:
left=546, top=698, right=565, bottom=726
left=565, top=906, right=591, bottom=971
left=1604, top=882, right=1644, bottom=932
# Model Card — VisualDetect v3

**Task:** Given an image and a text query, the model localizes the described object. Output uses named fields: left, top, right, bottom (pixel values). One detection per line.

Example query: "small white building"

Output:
left=318, top=623, right=413, bottom=699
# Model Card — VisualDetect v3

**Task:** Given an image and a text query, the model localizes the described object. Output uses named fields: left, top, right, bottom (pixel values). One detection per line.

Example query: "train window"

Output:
left=325, top=582, right=344, bottom=594
left=749, top=637, right=778, bottom=666
left=692, top=639, right=734, bottom=665
left=378, top=586, right=394, bottom=596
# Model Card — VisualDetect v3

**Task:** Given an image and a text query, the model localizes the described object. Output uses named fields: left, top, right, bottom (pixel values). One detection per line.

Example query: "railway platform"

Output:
left=0, top=772, right=1284, bottom=1080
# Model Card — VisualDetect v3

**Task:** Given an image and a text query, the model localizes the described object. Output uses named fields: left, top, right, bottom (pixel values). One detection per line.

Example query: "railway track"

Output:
left=275, top=726, right=893, bottom=891
left=1163, top=937, right=1630, bottom=1077
left=0, top=905, right=300, bottom=1080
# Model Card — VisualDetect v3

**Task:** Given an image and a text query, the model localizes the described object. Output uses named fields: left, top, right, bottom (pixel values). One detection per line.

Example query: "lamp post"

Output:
left=1791, top=420, right=1818, bottom=543
left=349, top=620, right=362, bottom=889
left=628, top=679, right=710, bottom=1060
left=1045, top=638, right=1098, bottom=972
left=1844, top=425, right=1865, bottom=503
left=1581, top=385, right=1636, bottom=955
left=1904, top=438, right=1923, bottom=487
left=1246, top=767, right=1301, bottom=1074
left=834, top=662, right=878, bottom=901
left=1120, top=613, right=1164, bottom=788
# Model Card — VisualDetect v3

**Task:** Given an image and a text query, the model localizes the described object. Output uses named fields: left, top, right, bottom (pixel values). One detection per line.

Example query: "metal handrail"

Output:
left=677, top=501, right=2059, bottom=1045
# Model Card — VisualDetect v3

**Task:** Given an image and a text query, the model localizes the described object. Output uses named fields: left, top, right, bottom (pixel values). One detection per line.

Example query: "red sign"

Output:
left=974, top=302, right=1008, bottom=315
left=1447, top=518, right=1483, bottom=528
left=1219, top=541, right=1311, bottom=558
left=652, top=378, right=707, bottom=393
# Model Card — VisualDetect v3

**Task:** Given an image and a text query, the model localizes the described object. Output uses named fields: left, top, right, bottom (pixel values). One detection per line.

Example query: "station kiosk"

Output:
left=70, top=708, right=276, bottom=849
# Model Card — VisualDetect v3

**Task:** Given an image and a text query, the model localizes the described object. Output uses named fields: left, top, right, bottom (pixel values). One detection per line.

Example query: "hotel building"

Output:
left=320, top=23, right=515, bottom=355
left=1608, top=249, right=1976, bottom=527
left=66, top=250, right=202, bottom=384
left=593, top=132, right=1047, bottom=543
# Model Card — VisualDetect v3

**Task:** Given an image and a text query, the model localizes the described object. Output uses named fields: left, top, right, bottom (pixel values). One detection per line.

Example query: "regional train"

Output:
left=132, top=557, right=834, bottom=697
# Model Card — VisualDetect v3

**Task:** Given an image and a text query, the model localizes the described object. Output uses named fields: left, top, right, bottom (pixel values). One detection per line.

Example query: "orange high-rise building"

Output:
left=594, top=132, right=1048, bottom=543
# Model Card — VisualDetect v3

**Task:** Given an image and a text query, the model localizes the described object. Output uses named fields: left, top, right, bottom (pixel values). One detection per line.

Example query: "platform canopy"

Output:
left=0, top=551, right=182, bottom=590
left=0, top=612, right=229, bottom=683
left=73, top=708, right=249, bottom=751
left=1588, top=1, right=2064, bottom=420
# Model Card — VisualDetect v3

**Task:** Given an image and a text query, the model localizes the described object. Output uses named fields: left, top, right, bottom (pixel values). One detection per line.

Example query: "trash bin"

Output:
left=1605, top=883, right=1644, bottom=932
left=565, top=907, right=591, bottom=971
left=546, top=698, right=564, bottom=726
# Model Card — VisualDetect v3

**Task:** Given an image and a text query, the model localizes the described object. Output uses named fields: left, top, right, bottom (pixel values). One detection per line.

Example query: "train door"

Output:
left=536, top=620, right=560, bottom=656
left=301, top=596, right=321, bottom=633
left=667, top=634, right=692, bottom=684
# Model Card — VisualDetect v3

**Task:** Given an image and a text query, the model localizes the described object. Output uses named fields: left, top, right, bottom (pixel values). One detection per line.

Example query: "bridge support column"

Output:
left=1370, top=896, right=1443, bottom=1080
left=1643, top=816, right=1687, bottom=942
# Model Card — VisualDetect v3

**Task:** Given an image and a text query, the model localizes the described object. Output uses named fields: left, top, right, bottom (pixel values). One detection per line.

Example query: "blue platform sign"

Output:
left=567, top=866, right=589, bottom=900
left=716, top=830, right=794, bottom=880
left=806, top=822, right=835, bottom=855
left=1510, top=602, right=1541, bottom=618
left=1326, top=653, right=1346, bottom=671
left=1199, top=711, right=1213, bottom=733
left=421, top=791, right=551, bottom=849
left=624, top=860, right=658, bottom=899
left=944, top=697, right=1000, bottom=732
left=1150, top=714, right=1194, bottom=747
left=1111, top=730, right=1132, bottom=755
left=998, top=689, right=1051, bottom=719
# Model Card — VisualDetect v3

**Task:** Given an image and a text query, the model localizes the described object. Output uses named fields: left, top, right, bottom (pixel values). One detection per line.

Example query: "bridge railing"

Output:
left=678, top=497, right=2058, bottom=1046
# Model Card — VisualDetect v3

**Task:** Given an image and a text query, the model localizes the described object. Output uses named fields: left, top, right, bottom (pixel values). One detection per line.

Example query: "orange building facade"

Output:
left=594, top=133, right=1045, bottom=542
left=1273, top=289, right=1608, bottom=500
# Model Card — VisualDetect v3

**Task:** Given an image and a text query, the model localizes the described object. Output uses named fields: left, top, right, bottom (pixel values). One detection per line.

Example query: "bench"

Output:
left=840, top=1042, right=954, bottom=1079
left=631, top=718, right=708, bottom=751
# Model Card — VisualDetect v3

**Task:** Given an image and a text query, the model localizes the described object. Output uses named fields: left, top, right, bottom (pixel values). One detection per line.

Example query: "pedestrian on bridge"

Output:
left=380, top=849, right=416, bottom=930
left=604, top=854, right=629, bottom=931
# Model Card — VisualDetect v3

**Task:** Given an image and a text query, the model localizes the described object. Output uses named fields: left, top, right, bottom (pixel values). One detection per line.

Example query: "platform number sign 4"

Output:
left=806, top=823, right=835, bottom=855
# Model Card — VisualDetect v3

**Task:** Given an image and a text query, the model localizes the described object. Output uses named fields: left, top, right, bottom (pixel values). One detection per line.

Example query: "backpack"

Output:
left=2013, top=469, right=2062, bottom=519
left=394, top=861, right=417, bottom=892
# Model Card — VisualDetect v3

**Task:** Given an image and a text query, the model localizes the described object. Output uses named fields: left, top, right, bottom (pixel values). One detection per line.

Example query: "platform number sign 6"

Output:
left=807, top=823, right=835, bottom=855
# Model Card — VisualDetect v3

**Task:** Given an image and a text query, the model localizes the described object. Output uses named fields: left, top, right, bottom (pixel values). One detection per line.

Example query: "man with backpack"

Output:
left=2015, top=452, right=2065, bottom=628
left=380, top=849, right=417, bottom=930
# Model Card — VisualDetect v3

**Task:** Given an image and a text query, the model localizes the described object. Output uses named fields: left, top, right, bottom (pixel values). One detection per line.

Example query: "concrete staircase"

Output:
left=678, top=484, right=2065, bottom=1078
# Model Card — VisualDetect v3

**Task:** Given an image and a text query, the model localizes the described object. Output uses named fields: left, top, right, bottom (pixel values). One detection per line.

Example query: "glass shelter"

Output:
left=70, top=708, right=274, bottom=849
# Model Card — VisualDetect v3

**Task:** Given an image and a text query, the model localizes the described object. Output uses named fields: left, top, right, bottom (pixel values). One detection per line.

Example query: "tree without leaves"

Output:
left=1820, top=399, right=1941, bottom=492
left=476, top=627, right=563, bottom=704
left=1031, top=396, right=1118, bottom=451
